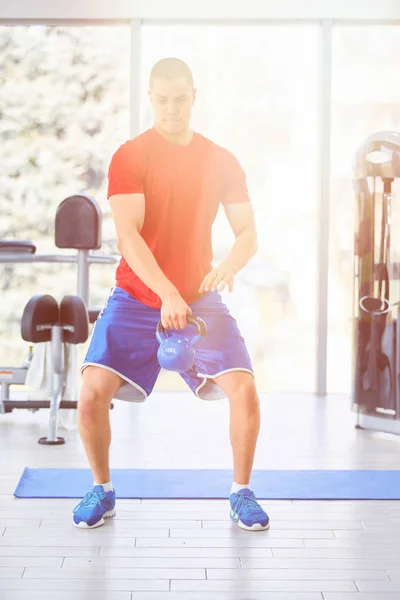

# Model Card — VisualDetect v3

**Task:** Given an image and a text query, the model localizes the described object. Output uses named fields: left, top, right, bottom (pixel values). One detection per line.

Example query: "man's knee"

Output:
left=216, top=371, right=259, bottom=405
left=232, top=379, right=259, bottom=405
left=78, top=385, right=110, bottom=421
left=79, top=366, right=122, bottom=417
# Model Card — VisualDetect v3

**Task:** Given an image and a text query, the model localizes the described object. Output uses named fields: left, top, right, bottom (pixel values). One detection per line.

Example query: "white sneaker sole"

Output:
left=73, top=507, right=116, bottom=529
left=235, top=519, right=270, bottom=531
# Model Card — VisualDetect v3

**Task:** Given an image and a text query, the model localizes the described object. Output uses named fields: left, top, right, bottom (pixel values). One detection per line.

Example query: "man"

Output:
left=72, top=58, right=269, bottom=532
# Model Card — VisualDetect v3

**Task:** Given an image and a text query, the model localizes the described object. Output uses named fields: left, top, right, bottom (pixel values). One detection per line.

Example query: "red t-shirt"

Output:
left=107, top=127, right=250, bottom=308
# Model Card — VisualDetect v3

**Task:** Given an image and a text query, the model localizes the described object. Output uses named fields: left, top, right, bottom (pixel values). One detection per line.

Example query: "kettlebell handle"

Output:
left=156, top=315, right=207, bottom=339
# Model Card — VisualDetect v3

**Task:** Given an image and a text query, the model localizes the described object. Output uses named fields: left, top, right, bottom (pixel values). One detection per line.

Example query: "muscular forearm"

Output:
left=224, top=227, right=258, bottom=273
left=118, top=232, right=177, bottom=300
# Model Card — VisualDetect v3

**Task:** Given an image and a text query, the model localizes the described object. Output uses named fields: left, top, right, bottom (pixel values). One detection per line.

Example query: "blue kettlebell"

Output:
left=156, top=315, right=207, bottom=373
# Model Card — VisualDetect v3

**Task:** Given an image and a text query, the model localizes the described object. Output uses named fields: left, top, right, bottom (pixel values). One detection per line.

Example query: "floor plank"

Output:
left=1, top=391, right=400, bottom=600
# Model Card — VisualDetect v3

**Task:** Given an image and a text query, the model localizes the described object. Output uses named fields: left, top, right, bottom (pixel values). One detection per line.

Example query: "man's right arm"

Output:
left=109, top=193, right=190, bottom=329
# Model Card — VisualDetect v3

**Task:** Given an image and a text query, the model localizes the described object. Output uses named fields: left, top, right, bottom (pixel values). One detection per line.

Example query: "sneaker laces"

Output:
left=230, top=492, right=263, bottom=523
left=73, top=489, right=106, bottom=513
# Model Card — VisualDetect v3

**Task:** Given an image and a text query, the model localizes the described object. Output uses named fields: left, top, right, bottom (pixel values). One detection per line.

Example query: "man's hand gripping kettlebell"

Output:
left=160, top=287, right=192, bottom=330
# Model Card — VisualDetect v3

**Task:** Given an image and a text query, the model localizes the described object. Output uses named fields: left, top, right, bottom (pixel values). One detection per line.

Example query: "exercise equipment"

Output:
left=0, top=195, right=118, bottom=323
left=0, top=294, right=89, bottom=445
left=14, top=466, right=400, bottom=500
left=352, top=131, right=400, bottom=435
left=0, top=194, right=119, bottom=443
left=156, top=316, right=207, bottom=372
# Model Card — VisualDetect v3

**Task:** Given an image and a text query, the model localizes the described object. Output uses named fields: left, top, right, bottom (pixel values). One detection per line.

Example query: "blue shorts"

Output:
left=81, top=286, right=253, bottom=402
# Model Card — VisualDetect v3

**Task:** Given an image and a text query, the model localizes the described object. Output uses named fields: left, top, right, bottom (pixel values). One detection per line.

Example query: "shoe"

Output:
left=229, top=488, right=270, bottom=531
left=72, top=485, right=116, bottom=528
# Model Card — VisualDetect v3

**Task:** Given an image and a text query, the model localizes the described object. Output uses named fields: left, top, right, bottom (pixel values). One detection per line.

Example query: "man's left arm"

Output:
left=199, top=202, right=258, bottom=293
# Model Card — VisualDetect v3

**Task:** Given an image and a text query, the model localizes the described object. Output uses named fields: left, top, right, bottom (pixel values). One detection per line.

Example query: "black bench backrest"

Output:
left=55, top=195, right=102, bottom=250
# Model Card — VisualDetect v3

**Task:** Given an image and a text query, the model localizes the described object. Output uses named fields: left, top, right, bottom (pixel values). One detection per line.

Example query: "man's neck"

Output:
left=154, top=125, right=193, bottom=146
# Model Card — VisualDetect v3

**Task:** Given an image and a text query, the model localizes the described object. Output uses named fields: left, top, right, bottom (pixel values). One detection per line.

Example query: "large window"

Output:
left=5, top=22, right=398, bottom=396
left=141, top=24, right=320, bottom=392
left=329, top=26, right=400, bottom=393
left=0, top=25, right=130, bottom=365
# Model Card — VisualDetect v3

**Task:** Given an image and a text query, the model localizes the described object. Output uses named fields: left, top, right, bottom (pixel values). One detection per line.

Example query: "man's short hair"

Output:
left=149, top=58, right=194, bottom=88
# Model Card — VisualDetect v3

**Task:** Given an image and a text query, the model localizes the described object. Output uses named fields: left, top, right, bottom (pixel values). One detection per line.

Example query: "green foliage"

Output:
left=0, top=25, right=129, bottom=362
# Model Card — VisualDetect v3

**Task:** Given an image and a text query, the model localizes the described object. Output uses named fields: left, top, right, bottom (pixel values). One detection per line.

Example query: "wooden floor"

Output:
left=1, top=391, right=400, bottom=600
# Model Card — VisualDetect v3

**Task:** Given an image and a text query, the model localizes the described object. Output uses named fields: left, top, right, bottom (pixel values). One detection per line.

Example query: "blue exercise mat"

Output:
left=13, top=467, right=400, bottom=499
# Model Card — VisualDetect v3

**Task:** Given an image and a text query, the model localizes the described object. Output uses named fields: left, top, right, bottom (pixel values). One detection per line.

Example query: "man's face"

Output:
left=149, top=77, right=196, bottom=136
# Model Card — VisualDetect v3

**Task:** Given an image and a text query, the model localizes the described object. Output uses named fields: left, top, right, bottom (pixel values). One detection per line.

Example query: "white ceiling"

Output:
left=1, top=0, right=400, bottom=22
